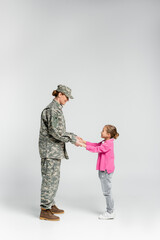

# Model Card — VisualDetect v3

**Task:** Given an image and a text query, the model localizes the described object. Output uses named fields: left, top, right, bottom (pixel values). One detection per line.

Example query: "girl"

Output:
left=80, top=125, right=119, bottom=220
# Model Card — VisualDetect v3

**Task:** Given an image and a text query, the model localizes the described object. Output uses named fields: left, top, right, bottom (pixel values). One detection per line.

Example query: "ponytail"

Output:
left=105, top=125, right=119, bottom=139
left=52, top=90, right=59, bottom=97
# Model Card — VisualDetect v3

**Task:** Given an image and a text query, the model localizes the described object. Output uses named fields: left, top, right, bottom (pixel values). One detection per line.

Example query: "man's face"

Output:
left=59, top=93, right=69, bottom=105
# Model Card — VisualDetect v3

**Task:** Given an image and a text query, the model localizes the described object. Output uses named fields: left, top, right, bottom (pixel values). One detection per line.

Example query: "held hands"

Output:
left=79, top=143, right=86, bottom=148
left=75, top=136, right=86, bottom=148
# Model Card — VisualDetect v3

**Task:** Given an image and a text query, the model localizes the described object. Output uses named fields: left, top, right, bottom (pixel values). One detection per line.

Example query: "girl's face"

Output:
left=101, top=127, right=111, bottom=140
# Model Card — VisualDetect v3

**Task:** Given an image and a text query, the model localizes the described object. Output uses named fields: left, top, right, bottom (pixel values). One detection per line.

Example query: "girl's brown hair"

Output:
left=105, top=125, right=119, bottom=139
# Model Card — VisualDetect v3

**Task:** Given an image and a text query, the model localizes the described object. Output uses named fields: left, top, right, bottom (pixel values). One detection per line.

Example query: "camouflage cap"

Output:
left=56, top=84, right=74, bottom=99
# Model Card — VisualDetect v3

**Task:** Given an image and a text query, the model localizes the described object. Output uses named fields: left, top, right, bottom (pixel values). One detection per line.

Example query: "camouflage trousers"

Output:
left=40, top=158, right=61, bottom=209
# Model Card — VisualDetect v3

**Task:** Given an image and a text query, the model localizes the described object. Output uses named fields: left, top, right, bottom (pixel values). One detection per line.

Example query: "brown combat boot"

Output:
left=40, top=208, right=60, bottom=221
left=51, top=205, right=64, bottom=214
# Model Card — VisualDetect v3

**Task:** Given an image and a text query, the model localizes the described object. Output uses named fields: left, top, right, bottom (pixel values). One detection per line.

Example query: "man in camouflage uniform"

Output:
left=39, top=85, right=80, bottom=221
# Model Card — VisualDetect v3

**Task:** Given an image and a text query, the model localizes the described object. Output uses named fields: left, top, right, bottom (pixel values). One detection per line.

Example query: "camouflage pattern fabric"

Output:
left=39, top=99, right=77, bottom=159
left=40, top=158, right=61, bottom=209
left=56, top=84, right=74, bottom=99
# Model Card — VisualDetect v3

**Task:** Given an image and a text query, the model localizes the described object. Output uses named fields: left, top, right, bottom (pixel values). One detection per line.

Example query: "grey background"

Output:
left=0, top=0, right=160, bottom=239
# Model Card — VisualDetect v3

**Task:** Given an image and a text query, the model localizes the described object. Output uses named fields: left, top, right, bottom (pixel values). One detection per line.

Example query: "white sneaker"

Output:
left=98, top=211, right=115, bottom=220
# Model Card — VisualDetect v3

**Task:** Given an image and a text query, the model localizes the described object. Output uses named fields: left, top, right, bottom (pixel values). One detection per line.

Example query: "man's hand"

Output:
left=79, top=142, right=86, bottom=148
left=76, top=137, right=86, bottom=144
left=75, top=141, right=81, bottom=147
left=75, top=136, right=82, bottom=147
left=75, top=136, right=85, bottom=147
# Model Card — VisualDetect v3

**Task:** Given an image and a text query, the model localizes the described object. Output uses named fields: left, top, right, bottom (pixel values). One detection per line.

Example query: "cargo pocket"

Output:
left=41, top=158, right=47, bottom=175
left=52, top=114, right=58, bottom=128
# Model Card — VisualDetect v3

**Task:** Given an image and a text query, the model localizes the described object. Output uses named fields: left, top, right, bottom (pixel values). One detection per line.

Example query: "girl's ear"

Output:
left=108, top=133, right=111, bottom=138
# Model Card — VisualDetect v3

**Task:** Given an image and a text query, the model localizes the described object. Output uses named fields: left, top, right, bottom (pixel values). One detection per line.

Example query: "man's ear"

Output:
left=58, top=92, right=62, bottom=98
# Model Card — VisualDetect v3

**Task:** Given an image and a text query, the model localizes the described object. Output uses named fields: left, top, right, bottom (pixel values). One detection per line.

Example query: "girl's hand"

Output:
left=78, top=138, right=86, bottom=144
left=80, top=143, right=86, bottom=148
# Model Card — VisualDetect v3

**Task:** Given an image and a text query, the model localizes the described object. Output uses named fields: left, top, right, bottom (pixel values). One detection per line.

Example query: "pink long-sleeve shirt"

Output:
left=86, top=138, right=115, bottom=173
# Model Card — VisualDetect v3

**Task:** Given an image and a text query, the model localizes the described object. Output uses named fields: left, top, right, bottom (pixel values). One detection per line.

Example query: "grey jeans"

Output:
left=98, top=170, right=114, bottom=213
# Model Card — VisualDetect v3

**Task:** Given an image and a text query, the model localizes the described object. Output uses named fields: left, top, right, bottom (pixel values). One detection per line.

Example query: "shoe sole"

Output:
left=40, top=217, right=60, bottom=221
left=51, top=212, right=64, bottom=214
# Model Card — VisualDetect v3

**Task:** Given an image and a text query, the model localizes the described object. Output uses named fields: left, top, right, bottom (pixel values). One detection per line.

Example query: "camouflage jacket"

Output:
left=39, top=99, right=77, bottom=159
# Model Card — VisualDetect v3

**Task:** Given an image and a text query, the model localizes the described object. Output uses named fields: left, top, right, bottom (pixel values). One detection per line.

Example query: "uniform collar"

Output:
left=53, top=99, right=63, bottom=110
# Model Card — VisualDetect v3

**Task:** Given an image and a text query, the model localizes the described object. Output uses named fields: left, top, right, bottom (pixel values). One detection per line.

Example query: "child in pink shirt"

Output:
left=80, top=125, right=119, bottom=220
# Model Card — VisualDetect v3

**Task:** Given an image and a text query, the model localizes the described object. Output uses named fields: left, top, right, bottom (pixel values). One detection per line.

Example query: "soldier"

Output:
left=39, top=84, right=81, bottom=221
